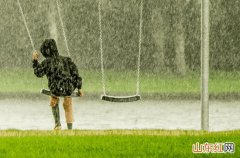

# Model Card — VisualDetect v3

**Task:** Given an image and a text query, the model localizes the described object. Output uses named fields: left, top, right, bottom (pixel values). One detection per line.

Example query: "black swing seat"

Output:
left=101, top=95, right=141, bottom=102
left=41, top=89, right=80, bottom=97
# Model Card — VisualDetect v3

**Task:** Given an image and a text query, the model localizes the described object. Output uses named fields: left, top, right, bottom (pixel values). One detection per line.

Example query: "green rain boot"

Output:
left=67, top=123, right=72, bottom=130
left=52, top=104, right=61, bottom=130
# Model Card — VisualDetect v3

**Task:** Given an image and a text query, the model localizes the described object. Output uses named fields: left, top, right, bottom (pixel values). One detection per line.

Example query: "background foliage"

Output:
left=0, top=0, right=239, bottom=73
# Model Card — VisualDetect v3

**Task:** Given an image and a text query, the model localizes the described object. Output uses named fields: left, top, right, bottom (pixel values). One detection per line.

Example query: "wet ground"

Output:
left=0, top=99, right=239, bottom=131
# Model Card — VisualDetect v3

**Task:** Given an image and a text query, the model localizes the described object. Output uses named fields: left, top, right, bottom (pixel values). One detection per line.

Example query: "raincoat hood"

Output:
left=40, top=39, right=59, bottom=58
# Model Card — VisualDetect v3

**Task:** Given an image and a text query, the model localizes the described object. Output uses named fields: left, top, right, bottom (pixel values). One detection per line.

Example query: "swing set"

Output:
left=17, top=0, right=143, bottom=102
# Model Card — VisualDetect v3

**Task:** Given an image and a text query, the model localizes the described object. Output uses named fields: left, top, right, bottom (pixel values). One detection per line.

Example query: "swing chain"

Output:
left=17, top=0, right=46, bottom=88
left=17, top=0, right=70, bottom=90
left=17, top=0, right=36, bottom=51
left=98, top=0, right=143, bottom=96
left=98, top=0, right=106, bottom=95
left=56, top=0, right=71, bottom=57
left=136, top=0, right=143, bottom=95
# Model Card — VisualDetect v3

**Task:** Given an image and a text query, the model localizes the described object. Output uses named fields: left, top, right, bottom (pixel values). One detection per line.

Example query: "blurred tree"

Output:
left=151, top=7, right=166, bottom=73
left=48, top=0, right=58, bottom=45
left=1, top=0, right=239, bottom=72
left=210, top=0, right=240, bottom=71
left=174, top=0, right=188, bottom=75
left=184, top=0, right=201, bottom=71
left=153, top=0, right=188, bottom=74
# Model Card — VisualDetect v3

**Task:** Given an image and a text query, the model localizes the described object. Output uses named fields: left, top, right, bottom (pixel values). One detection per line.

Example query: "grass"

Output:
left=1, top=68, right=240, bottom=97
left=0, top=130, right=239, bottom=157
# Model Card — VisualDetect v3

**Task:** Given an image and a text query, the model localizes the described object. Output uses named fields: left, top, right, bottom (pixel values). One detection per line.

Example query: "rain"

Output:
left=0, top=0, right=239, bottom=131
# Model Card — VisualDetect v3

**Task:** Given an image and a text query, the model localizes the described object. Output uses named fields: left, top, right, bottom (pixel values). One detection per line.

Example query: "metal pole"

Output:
left=201, top=0, right=209, bottom=131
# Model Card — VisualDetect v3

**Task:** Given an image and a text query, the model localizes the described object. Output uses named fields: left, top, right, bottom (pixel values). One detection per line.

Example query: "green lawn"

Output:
left=1, top=68, right=240, bottom=96
left=0, top=130, right=238, bottom=158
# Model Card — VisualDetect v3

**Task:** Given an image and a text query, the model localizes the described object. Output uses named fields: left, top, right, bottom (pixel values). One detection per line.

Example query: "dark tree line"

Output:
left=0, top=0, right=240, bottom=73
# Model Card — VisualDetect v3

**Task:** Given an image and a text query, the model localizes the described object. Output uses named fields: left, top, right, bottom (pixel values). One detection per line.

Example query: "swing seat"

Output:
left=41, top=89, right=80, bottom=97
left=101, top=94, right=141, bottom=102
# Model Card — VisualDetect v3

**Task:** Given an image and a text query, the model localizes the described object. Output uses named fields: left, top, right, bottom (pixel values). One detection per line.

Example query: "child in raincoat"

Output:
left=32, top=39, right=83, bottom=130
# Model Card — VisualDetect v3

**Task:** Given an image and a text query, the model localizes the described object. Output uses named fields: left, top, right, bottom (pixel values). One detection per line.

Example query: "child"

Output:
left=32, top=39, right=83, bottom=130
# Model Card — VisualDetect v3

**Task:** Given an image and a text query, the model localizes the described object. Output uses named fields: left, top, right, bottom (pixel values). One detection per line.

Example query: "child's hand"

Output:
left=32, top=51, right=39, bottom=60
left=78, top=89, right=83, bottom=97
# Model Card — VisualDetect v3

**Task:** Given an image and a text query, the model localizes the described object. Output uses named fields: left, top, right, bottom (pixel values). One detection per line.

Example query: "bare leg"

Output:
left=50, top=96, right=61, bottom=130
left=63, top=96, right=73, bottom=129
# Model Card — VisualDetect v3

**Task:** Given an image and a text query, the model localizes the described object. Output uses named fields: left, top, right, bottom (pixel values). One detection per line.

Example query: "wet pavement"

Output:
left=0, top=99, right=239, bottom=131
